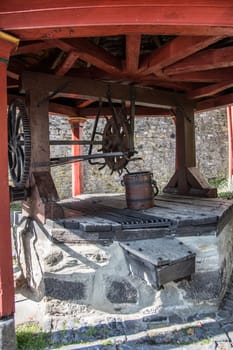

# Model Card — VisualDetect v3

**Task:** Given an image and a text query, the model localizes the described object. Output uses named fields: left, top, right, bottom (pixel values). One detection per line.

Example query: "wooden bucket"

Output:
left=122, top=171, right=158, bottom=210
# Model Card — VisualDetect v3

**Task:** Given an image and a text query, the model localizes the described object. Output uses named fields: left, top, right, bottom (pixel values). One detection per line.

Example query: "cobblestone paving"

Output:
left=53, top=278, right=233, bottom=350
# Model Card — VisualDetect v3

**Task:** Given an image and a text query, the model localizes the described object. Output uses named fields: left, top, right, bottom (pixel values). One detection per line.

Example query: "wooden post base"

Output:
left=22, top=172, right=64, bottom=223
left=163, top=167, right=217, bottom=198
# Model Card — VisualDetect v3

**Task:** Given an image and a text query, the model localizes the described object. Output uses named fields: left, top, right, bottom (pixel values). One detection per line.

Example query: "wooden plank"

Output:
left=21, top=71, right=188, bottom=109
left=164, top=47, right=233, bottom=75
left=168, top=68, right=233, bottom=83
left=10, top=25, right=233, bottom=41
left=140, top=36, right=223, bottom=75
left=126, top=34, right=141, bottom=73
left=0, top=60, right=15, bottom=317
left=189, top=80, right=233, bottom=100
left=56, top=51, right=80, bottom=76
left=2, top=0, right=233, bottom=35
left=196, top=92, right=233, bottom=112
left=60, top=38, right=122, bottom=74
left=27, top=88, right=50, bottom=172
left=175, top=107, right=196, bottom=169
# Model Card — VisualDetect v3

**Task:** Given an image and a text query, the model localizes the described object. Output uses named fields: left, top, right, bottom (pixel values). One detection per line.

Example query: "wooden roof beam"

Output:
left=55, top=51, right=80, bottom=76
left=12, top=41, right=55, bottom=55
left=140, top=36, right=223, bottom=75
left=189, top=80, right=233, bottom=100
left=2, top=0, right=233, bottom=39
left=164, top=47, right=233, bottom=75
left=77, top=106, right=172, bottom=118
left=196, top=92, right=233, bottom=112
left=21, top=71, right=190, bottom=109
left=48, top=38, right=122, bottom=75
left=168, top=68, right=233, bottom=83
left=125, top=34, right=141, bottom=73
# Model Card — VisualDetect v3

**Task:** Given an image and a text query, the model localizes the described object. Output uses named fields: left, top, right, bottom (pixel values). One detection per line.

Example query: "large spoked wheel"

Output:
left=8, top=99, right=31, bottom=187
left=102, top=117, right=130, bottom=173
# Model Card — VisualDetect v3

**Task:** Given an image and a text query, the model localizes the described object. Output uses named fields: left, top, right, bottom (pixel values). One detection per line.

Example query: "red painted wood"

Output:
left=140, top=36, right=223, bottom=75
left=70, top=120, right=83, bottom=196
left=189, top=80, right=233, bottom=100
left=197, top=92, right=233, bottom=112
left=168, top=68, right=233, bottom=83
left=10, top=25, right=233, bottom=41
left=0, top=61, right=15, bottom=318
left=56, top=51, right=80, bottom=76
left=1, top=1, right=233, bottom=32
left=126, top=34, right=141, bottom=73
left=165, top=47, right=233, bottom=75
left=227, top=106, right=233, bottom=180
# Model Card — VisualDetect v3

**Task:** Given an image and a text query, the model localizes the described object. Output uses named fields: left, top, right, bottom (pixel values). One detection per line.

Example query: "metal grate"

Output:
left=95, top=206, right=173, bottom=229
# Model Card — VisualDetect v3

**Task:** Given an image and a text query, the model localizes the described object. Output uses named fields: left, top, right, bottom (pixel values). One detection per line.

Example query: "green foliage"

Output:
left=10, top=202, right=22, bottom=211
left=16, top=322, right=51, bottom=350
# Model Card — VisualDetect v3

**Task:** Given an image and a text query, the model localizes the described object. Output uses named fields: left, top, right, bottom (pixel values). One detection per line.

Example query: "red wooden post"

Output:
left=0, top=33, right=19, bottom=317
left=69, top=118, right=84, bottom=197
left=227, top=105, right=233, bottom=186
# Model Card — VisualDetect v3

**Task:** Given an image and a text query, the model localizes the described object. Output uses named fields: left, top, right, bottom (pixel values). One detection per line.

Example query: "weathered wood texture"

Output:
left=45, top=193, right=233, bottom=242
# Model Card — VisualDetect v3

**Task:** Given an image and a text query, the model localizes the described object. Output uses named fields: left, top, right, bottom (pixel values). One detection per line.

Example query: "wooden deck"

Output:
left=52, top=193, right=233, bottom=242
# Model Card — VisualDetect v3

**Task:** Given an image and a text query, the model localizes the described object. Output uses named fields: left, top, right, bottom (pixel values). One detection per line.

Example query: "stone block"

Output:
left=0, top=317, right=16, bottom=350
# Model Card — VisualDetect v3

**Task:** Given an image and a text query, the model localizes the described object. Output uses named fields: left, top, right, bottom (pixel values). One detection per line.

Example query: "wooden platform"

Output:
left=53, top=193, right=233, bottom=242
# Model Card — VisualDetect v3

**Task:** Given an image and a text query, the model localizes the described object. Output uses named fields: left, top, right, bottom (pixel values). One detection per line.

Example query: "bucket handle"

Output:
left=152, top=180, right=159, bottom=197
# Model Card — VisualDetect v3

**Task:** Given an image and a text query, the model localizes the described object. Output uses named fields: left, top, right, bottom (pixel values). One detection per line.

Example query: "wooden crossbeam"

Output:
left=140, top=36, right=223, bottom=75
left=2, top=1, right=233, bottom=39
left=48, top=38, right=122, bottom=75
left=196, top=92, right=233, bottom=112
left=21, top=71, right=190, bottom=109
left=55, top=51, right=80, bottom=76
left=168, top=68, right=233, bottom=83
left=12, top=41, right=54, bottom=55
left=189, top=80, right=233, bottom=100
left=164, top=47, right=233, bottom=75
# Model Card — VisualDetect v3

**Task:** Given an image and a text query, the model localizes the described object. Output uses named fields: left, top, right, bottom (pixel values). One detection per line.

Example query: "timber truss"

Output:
left=2, top=0, right=233, bottom=201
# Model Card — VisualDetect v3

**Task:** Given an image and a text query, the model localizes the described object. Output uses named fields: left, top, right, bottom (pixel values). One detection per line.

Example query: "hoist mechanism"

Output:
left=8, top=92, right=137, bottom=195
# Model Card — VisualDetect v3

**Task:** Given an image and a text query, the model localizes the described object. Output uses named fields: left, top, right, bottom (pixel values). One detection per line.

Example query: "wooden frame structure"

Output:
left=1, top=0, right=233, bottom=319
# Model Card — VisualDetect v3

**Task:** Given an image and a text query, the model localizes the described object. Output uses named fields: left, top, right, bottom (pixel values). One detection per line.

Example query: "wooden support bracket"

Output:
left=163, top=167, right=217, bottom=198
left=22, top=172, right=64, bottom=224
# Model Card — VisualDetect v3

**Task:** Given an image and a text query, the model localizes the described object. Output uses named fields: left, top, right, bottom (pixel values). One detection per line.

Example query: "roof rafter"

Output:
left=189, top=80, right=233, bottom=100
left=196, top=92, right=233, bottom=111
left=168, top=68, right=233, bottom=83
left=47, top=38, right=122, bottom=75
left=164, top=47, right=233, bottom=75
left=140, top=36, right=223, bottom=75
left=55, top=51, right=80, bottom=76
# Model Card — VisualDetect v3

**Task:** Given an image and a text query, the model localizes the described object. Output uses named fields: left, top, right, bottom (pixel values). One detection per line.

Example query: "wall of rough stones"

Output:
left=49, top=108, right=228, bottom=199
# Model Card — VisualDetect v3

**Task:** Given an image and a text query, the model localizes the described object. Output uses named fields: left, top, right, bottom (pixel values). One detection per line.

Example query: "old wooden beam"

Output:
left=125, top=34, right=141, bottom=73
left=163, top=103, right=216, bottom=197
left=140, top=36, right=223, bottom=75
left=76, top=106, right=172, bottom=118
left=0, top=32, right=19, bottom=318
left=188, top=80, right=233, bottom=100
left=2, top=0, right=233, bottom=39
left=164, top=47, right=233, bottom=75
left=50, top=38, right=122, bottom=75
left=168, top=68, right=233, bottom=83
left=21, top=71, right=189, bottom=109
left=55, top=51, right=80, bottom=76
left=196, top=92, right=233, bottom=112
left=12, top=41, right=55, bottom=55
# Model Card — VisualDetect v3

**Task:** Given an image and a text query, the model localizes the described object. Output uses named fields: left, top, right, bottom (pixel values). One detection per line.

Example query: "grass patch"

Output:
left=16, top=322, right=51, bottom=350
left=10, top=202, right=22, bottom=211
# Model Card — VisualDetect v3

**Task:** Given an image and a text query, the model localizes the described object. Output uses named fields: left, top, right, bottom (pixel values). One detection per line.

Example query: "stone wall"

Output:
left=49, top=109, right=228, bottom=198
